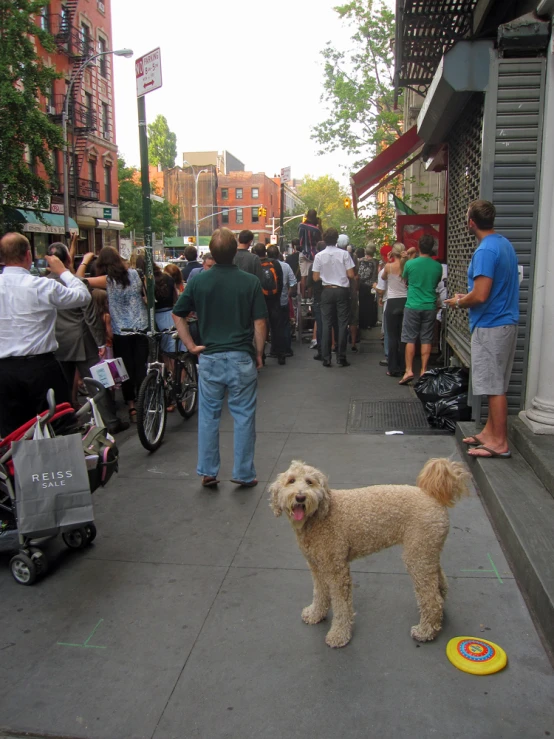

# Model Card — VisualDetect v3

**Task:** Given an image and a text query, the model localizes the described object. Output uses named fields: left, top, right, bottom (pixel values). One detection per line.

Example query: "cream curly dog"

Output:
left=270, top=458, right=468, bottom=648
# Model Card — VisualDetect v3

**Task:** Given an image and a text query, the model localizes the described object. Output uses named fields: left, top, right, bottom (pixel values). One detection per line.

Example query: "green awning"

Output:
left=4, top=208, right=78, bottom=235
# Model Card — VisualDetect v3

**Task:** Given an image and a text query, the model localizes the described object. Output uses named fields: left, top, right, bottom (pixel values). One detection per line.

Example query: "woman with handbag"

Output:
left=78, top=247, right=148, bottom=422
left=381, top=243, right=408, bottom=379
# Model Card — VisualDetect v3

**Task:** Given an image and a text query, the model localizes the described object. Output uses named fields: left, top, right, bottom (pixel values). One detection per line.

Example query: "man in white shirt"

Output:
left=0, top=232, right=91, bottom=436
left=312, top=228, right=355, bottom=367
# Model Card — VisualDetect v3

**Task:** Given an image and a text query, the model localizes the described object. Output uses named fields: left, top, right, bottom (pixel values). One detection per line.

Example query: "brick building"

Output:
left=217, top=172, right=281, bottom=242
left=25, top=0, right=123, bottom=257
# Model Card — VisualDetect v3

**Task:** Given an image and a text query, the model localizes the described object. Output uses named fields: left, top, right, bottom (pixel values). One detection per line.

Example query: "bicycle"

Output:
left=122, top=328, right=198, bottom=452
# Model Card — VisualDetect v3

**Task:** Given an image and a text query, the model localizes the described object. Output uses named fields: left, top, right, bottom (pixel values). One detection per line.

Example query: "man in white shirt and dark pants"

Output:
left=312, top=228, right=355, bottom=367
left=0, top=232, right=91, bottom=436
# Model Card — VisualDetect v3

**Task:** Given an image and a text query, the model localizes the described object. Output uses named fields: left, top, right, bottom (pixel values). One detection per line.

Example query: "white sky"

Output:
left=111, top=0, right=373, bottom=186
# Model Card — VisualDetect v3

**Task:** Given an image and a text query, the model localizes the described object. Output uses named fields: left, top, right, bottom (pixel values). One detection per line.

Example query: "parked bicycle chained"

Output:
left=121, top=327, right=198, bottom=452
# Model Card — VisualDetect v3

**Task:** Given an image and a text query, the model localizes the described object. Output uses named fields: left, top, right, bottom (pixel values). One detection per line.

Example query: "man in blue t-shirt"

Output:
left=446, top=199, right=519, bottom=459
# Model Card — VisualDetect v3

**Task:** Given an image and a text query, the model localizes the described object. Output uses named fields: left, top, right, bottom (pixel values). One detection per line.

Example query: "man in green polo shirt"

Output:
left=172, top=228, right=268, bottom=488
left=400, top=234, right=443, bottom=383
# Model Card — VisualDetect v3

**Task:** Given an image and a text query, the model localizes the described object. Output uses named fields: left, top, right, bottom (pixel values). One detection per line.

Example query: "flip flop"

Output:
left=201, top=476, right=220, bottom=487
left=468, top=445, right=511, bottom=459
left=398, top=375, right=415, bottom=385
left=463, top=435, right=483, bottom=446
left=230, top=479, right=258, bottom=487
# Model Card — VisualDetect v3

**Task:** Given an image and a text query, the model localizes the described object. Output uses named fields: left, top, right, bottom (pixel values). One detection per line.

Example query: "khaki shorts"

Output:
left=299, top=254, right=312, bottom=278
left=471, top=325, right=517, bottom=396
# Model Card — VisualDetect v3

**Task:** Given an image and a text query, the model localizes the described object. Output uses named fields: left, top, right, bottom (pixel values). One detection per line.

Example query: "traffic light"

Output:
left=259, top=207, right=267, bottom=217
left=343, top=197, right=351, bottom=209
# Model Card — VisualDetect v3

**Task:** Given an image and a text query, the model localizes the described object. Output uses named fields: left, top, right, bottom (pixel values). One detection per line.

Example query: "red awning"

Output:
left=351, top=126, right=424, bottom=211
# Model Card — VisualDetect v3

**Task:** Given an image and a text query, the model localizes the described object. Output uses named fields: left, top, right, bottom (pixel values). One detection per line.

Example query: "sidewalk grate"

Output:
left=347, top=399, right=448, bottom=435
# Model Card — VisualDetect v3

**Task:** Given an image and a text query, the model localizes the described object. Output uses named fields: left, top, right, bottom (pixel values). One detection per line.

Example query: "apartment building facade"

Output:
left=29, top=0, right=122, bottom=256
left=217, top=172, right=281, bottom=242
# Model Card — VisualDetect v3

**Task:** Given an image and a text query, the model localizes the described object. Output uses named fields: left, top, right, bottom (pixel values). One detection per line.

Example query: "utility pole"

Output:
left=279, top=182, right=285, bottom=252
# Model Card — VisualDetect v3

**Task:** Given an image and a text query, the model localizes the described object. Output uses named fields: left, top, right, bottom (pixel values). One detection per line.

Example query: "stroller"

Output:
left=0, top=379, right=118, bottom=585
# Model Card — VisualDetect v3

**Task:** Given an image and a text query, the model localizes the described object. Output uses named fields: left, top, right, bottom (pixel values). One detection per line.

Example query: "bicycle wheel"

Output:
left=174, top=354, right=198, bottom=419
left=136, top=370, right=167, bottom=451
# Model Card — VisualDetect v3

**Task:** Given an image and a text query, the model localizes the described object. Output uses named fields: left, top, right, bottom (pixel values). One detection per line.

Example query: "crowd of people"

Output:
left=0, top=197, right=520, bottom=482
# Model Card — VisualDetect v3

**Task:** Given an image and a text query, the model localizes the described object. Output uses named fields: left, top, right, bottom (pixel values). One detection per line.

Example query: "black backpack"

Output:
left=259, top=258, right=280, bottom=298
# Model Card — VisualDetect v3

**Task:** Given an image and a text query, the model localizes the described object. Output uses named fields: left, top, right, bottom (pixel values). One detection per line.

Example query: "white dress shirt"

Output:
left=0, top=267, right=91, bottom=358
left=279, top=260, right=297, bottom=306
left=313, top=245, right=355, bottom=288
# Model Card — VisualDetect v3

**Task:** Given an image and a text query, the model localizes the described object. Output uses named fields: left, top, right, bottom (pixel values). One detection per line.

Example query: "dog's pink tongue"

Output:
left=293, top=506, right=305, bottom=521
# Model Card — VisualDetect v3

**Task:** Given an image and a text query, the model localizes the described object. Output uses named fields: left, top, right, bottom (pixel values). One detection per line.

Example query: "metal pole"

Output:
left=195, top=172, right=199, bottom=248
left=279, top=181, right=285, bottom=252
left=62, top=107, right=70, bottom=241
left=137, top=94, right=156, bottom=349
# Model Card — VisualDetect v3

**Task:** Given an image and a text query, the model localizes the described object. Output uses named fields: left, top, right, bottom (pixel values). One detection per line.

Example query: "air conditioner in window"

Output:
left=48, top=105, right=56, bottom=115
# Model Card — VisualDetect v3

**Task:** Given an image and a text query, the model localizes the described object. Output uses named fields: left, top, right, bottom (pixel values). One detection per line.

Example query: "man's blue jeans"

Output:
left=197, top=351, right=258, bottom=482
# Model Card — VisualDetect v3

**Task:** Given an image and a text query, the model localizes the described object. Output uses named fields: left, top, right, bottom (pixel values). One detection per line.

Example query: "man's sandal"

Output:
left=202, top=476, right=220, bottom=487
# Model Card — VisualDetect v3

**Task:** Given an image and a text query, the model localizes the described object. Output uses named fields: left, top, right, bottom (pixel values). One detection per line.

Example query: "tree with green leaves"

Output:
left=0, top=0, right=63, bottom=231
left=296, top=175, right=363, bottom=246
left=147, top=114, right=177, bottom=170
left=312, top=0, right=401, bottom=170
left=118, top=157, right=178, bottom=237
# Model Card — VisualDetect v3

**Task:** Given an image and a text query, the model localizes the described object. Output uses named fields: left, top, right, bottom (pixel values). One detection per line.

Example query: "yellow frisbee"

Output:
left=446, top=637, right=507, bottom=675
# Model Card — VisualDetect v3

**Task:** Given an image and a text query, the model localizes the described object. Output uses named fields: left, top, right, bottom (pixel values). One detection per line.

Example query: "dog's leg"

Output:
left=439, top=567, right=448, bottom=599
left=325, top=566, right=354, bottom=648
left=302, top=565, right=331, bottom=625
left=403, top=548, right=444, bottom=642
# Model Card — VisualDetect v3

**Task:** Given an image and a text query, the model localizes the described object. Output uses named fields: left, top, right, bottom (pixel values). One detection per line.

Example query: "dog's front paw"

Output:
left=410, top=624, right=439, bottom=642
left=302, top=605, right=327, bottom=625
left=325, top=628, right=351, bottom=648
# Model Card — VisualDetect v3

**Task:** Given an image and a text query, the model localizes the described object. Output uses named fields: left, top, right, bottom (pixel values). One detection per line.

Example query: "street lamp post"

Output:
left=62, top=47, right=133, bottom=240
left=183, top=161, right=208, bottom=247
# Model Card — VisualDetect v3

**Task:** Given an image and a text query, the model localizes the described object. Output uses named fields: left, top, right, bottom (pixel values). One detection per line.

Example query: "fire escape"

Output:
left=49, top=1, right=100, bottom=212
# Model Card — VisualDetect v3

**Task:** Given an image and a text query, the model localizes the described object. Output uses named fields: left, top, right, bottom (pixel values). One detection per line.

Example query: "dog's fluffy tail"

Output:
left=416, top=458, right=469, bottom=508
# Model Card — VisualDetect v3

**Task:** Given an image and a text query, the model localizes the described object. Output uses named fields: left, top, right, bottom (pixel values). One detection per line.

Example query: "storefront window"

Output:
left=104, top=229, right=118, bottom=248
left=33, top=233, right=49, bottom=259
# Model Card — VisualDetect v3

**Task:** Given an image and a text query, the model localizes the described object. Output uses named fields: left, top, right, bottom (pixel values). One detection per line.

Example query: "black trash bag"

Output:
left=425, top=393, right=472, bottom=433
left=414, top=367, right=469, bottom=406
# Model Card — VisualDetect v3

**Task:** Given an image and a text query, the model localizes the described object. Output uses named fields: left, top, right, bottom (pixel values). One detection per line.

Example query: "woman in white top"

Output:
left=382, top=243, right=408, bottom=377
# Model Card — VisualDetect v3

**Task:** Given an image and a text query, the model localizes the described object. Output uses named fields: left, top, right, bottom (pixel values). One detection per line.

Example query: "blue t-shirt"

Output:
left=467, top=233, right=519, bottom=332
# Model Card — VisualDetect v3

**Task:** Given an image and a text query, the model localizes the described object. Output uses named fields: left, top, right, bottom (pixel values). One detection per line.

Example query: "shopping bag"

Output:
left=90, top=357, right=129, bottom=389
left=12, top=433, right=93, bottom=535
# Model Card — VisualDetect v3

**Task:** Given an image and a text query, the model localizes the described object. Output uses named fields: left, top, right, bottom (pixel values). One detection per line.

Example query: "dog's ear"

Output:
left=314, top=469, right=331, bottom=519
left=268, top=477, right=283, bottom=517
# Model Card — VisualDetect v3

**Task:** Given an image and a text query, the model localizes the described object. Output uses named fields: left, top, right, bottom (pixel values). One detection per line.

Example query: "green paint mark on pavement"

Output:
left=461, top=553, right=504, bottom=584
left=58, top=619, right=107, bottom=649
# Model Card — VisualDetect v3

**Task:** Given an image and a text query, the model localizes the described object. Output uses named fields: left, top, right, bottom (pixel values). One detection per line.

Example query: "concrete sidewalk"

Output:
left=0, top=337, right=553, bottom=739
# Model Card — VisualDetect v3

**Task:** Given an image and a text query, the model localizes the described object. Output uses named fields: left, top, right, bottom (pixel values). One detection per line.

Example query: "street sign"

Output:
left=51, top=203, right=64, bottom=214
left=103, top=207, right=112, bottom=219
left=135, top=48, right=162, bottom=97
left=280, top=166, right=291, bottom=184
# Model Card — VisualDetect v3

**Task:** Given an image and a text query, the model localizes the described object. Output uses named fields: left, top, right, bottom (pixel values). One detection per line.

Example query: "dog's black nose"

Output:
left=295, top=495, right=306, bottom=503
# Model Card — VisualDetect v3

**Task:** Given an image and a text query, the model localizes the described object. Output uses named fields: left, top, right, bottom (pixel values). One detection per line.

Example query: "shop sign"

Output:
left=103, top=207, right=112, bottom=219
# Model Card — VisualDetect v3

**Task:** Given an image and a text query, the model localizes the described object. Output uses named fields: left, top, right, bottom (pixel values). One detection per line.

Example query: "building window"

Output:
left=97, top=0, right=105, bottom=14
left=102, top=102, right=109, bottom=139
left=80, top=22, right=91, bottom=56
left=221, top=188, right=228, bottom=200
left=252, top=187, right=259, bottom=199
left=88, top=158, right=96, bottom=185
left=98, top=37, right=108, bottom=77
left=236, top=208, right=243, bottom=224
left=252, top=207, right=259, bottom=223
left=84, top=91, right=93, bottom=127
left=222, top=209, right=229, bottom=224
left=104, top=164, right=112, bottom=202
left=236, top=187, right=243, bottom=199
left=45, top=82, right=55, bottom=113
left=40, top=4, right=50, bottom=32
